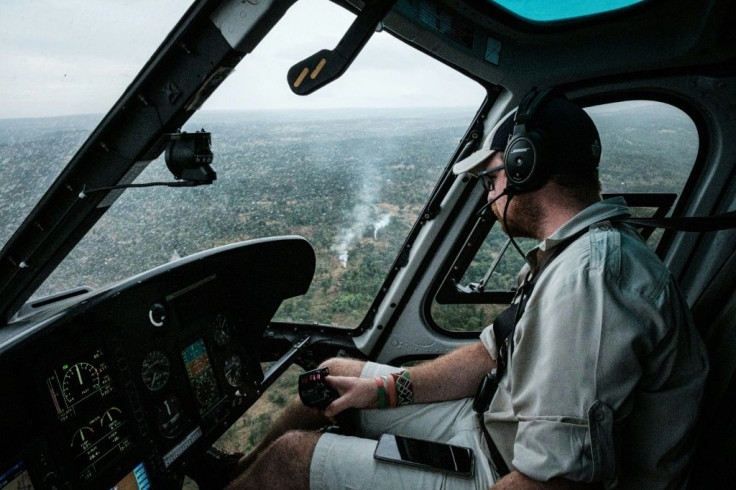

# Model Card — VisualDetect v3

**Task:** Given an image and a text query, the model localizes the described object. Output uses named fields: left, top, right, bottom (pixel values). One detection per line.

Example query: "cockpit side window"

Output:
left=432, top=100, right=699, bottom=333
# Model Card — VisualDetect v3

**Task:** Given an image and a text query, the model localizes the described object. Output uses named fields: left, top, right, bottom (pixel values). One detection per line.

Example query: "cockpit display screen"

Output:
left=45, top=348, right=134, bottom=481
left=0, top=461, right=34, bottom=489
left=109, top=462, right=150, bottom=490
left=46, top=348, right=114, bottom=422
left=181, top=339, right=220, bottom=415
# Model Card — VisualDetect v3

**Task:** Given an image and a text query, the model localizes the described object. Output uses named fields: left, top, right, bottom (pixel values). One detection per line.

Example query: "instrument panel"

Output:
left=44, top=346, right=133, bottom=482
left=0, top=236, right=315, bottom=489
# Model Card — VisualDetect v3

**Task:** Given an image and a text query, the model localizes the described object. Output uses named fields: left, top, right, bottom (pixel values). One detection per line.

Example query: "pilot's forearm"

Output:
left=408, top=341, right=495, bottom=403
left=324, top=342, right=493, bottom=416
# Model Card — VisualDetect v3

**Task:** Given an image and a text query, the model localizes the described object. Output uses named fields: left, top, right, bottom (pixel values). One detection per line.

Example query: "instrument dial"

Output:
left=101, top=406, right=125, bottom=431
left=141, top=351, right=170, bottom=392
left=71, top=426, right=95, bottom=452
left=156, top=395, right=183, bottom=439
left=192, top=373, right=219, bottom=408
left=223, top=354, right=243, bottom=387
left=212, top=314, right=233, bottom=347
left=62, top=362, right=100, bottom=404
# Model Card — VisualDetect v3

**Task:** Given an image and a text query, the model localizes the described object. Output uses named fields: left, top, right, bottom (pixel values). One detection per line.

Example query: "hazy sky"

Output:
left=0, top=0, right=486, bottom=119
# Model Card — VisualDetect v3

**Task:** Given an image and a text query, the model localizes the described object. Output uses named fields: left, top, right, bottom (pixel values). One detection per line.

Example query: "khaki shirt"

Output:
left=480, top=197, right=708, bottom=488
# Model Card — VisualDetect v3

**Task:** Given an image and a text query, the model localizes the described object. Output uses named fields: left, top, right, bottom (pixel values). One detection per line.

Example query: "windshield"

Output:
left=18, top=0, right=485, bottom=327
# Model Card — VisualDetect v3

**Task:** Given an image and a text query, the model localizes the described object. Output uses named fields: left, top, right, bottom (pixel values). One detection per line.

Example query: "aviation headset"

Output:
left=502, top=88, right=559, bottom=194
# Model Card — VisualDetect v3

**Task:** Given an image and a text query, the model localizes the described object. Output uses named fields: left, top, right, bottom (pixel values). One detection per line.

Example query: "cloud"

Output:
left=0, top=0, right=191, bottom=118
left=0, top=0, right=485, bottom=119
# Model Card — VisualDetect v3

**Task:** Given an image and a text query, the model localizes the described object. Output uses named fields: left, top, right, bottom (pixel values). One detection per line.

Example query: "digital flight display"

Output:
left=181, top=339, right=220, bottom=415
left=46, top=348, right=114, bottom=422
left=0, top=461, right=34, bottom=489
left=45, top=348, right=134, bottom=481
left=110, top=462, right=150, bottom=490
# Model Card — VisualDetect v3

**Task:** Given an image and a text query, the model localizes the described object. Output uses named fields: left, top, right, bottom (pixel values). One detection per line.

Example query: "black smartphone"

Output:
left=373, top=434, right=474, bottom=478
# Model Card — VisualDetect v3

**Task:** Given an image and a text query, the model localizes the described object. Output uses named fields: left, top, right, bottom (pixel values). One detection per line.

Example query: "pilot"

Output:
left=226, top=93, right=709, bottom=489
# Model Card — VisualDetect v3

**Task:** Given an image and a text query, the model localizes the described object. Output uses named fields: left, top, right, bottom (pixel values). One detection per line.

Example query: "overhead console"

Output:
left=0, top=236, right=315, bottom=489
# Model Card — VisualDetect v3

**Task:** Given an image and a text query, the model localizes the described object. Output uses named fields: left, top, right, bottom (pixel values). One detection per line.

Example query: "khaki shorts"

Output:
left=310, top=362, right=498, bottom=490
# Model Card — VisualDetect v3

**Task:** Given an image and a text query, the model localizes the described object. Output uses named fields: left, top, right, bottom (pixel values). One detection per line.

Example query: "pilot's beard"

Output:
left=492, top=193, right=543, bottom=240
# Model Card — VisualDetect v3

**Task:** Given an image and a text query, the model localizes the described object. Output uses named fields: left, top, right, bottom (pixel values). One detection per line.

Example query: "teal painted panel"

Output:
left=491, top=0, right=643, bottom=22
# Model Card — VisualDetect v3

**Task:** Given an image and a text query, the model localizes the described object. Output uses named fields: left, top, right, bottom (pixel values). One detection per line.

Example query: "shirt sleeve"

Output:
left=479, top=324, right=498, bottom=361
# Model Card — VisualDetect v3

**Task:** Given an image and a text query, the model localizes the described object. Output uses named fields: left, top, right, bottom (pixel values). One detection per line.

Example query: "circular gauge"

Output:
left=101, top=407, right=124, bottom=431
left=62, top=362, right=100, bottom=404
left=212, top=314, right=232, bottom=347
left=156, top=395, right=183, bottom=438
left=71, top=426, right=95, bottom=452
left=223, top=354, right=243, bottom=387
left=141, top=351, right=170, bottom=391
left=193, top=372, right=219, bottom=408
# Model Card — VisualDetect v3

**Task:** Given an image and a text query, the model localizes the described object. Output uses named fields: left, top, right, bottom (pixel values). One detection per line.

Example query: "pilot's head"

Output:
left=453, top=94, right=601, bottom=193
left=453, top=92, right=602, bottom=237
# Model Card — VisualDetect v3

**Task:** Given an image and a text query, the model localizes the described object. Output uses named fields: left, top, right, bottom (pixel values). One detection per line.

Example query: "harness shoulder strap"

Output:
left=475, top=228, right=587, bottom=476
left=617, top=210, right=736, bottom=232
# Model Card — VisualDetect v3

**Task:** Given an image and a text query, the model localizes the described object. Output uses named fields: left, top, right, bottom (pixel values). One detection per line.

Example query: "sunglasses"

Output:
left=477, top=164, right=505, bottom=192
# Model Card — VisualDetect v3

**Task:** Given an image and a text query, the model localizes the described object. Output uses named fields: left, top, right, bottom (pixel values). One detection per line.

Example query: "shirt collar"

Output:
left=526, top=197, right=632, bottom=271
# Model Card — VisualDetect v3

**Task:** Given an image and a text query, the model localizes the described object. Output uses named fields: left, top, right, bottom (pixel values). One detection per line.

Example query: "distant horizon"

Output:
left=0, top=100, right=681, bottom=124
left=0, top=105, right=481, bottom=123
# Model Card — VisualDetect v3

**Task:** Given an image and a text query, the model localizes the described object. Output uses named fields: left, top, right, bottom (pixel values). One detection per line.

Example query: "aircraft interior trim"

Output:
left=2, top=0, right=736, bottom=488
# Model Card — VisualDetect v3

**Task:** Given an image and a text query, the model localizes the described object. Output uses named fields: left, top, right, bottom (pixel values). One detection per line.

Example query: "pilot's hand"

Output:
left=323, top=375, right=376, bottom=420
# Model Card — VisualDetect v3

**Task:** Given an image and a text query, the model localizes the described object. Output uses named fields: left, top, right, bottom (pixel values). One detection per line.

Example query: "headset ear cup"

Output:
left=504, top=129, right=548, bottom=193
left=503, top=88, right=558, bottom=194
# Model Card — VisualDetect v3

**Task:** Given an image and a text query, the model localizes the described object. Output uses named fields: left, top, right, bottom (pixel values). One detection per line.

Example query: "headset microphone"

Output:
left=476, top=189, right=509, bottom=218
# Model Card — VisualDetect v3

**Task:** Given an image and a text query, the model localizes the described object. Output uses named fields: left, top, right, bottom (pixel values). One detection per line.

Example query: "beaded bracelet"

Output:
left=391, top=370, right=414, bottom=406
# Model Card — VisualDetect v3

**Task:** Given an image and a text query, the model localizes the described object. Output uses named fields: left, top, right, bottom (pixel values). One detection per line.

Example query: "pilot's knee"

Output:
left=251, top=431, right=320, bottom=486
left=269, top=430, right=321, bottom=461
left=319, top=357, right=365, bottom=377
